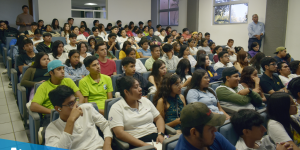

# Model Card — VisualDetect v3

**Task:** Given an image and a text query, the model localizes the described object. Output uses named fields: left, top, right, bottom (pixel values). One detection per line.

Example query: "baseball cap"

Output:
left=44, top=60, right=64, bottom=76
left=43, top=32, right=52, bottom=37
left=181, top=102, right=226, bottom=128
left=222, top=67, right=239, bottom=80
left=274, top=47, right=286, bottom=54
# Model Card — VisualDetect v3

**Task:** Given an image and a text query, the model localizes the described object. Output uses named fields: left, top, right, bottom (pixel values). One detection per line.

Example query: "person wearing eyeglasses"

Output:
left=213, top=51, right=234, bottom=75
left=30, top=60, right=84, bottom=144
left=260, top=57, right=288, bottom=94
left=45, top=85, right=113, bottom=150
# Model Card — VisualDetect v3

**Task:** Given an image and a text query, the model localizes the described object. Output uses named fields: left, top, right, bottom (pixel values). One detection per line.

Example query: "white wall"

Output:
left=36, top=0, right=151, bottom=29
left=162, top=0, right=187, bottom=32
left=285, top=0, right=300, bottom=60
left=198, top=0, right=267, bottom=51
left=0, top=0, right=29, bottom=28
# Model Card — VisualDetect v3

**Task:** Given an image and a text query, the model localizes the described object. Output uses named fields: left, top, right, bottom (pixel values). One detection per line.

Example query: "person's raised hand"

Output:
left=67, top=102, right=83, bottom=122
left=253, top=76, right=260, bottom=84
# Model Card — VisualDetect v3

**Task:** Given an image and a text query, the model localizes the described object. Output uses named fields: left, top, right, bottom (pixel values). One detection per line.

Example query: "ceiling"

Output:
left=71, top=0, right=106, bottom=9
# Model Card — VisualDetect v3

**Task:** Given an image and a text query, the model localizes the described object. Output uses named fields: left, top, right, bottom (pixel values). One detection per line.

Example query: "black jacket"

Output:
left=0, top=27, right=19, bottom=44
left=36, top=42, right=53, bottom=53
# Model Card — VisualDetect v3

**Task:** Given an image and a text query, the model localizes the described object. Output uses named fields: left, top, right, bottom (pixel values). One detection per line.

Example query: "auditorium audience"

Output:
left=198, top=38, right=211, bottom=54
left=267, top=92, right=300, bottom=148
left=98, top=23, right=107, bottom=38
left=226, top=39, right=235, bottom=53
left=105, top=23, right=112, bottom=31
left=176, top=36, right=184, bottom=47
left=79, top=56, right=113, bottom=115
left=288, top=77, right=300, bottom=124
left=87, top=37, right=96, bottom=54
left=17, top=39, right=36, bottom=74
left=117, top=29, right=128, bottom=48
left=154, top=25, right=161, bottom=36
left=289, top=61, right=300, bottom=77
left=164, top=35, right=174, bottom=45
left=195, top=54, right=221, bottom=83
left=128, top=21, right=134, bottom=32
left=36, top=33, right=53, bottom=53
left=274, top=47, right=291, bottom=64
left=106, top=33, right=120, bottom=55
left=208, top=42, right=216, bottom=53
left=93, top=20, right=99, bottom=27
left=49, top=40, right=68, bottom=62
left=124, top=49, right=145, bottom=72
left=185, top=69, right=230, bottom=119
left=212, top=46, right=222, bottom=63
left=278, top=62, right=292, bottom=87
left=119, top=57, right=153, bottom=96
left=158, top=28, right=166, bottom=42
left=119, top=41, right=140, bottom=60
left=174, top=102, right=234, bottom=150
left=172, top=42, right=180, bottom=56
left=188, top=38, right=197, bottom=55
left=31, top=29, right=43, bottom=47
left=143, top=26, right=149, bottom=36
left=137, top=40, right=151, bottom=58
left=145, top=45, right=163, bottom=71
left=80, top=21, right=91, bottom=35
left=260, top=57, right=288, bottom=94
left=61, top=23, right=71, bottom=44
left=231, top=109, right=276, bottom=149
left=109, top=76, right=165, bottom=149
left=79, top=25, right=89, bottom=38
left=175, top=59, right=192, bottom=87
left=95, top=42, right=117, bottom=76
left=51, top=19, right=62, bottom=33
left=146, top=28, right=154, bottom=41
left=250, top=52, right=265, bottom=74
left=64, top=33, right=77, bottom=53
left=178, top=45, right=197, bottom=67
left=213, top=51, right=234, bottom=75
left=204, top=32, right=213, bottom=44
left=248, top=42, right=260, bottom=58
left=24, top=22, right=38, bottom=38
left=0, top=20, right=19, bottom=44
left=147, top=20, right=155, bottom=31
left=45, top=85, right=113, bottom=150
left=233, top=51, right=249, bottom=73
left=240, top=66, right=267, bottom=102
left=37, top=20, right=45, bottom=31
left=72, top=26, right=87, bottom=42
left=171, top=30, right=179, bottom=40
left=166, top=26, right=171, bottom=35
left=68, top=18, right=74, bottom=30
left=161, top=44, right=179, bottom=70
left=182, top=28, right=191, bottom=41
left=44, top=24, right=60, bottom=37
left=77, top=42, right=92, bottom=63
left=216, top=67, right=263, bottom=110
left=134, top=30, right=144, bottom=43
left=64, top=50, right=89, bottom=81
left=138, top=21, right=144, bottom=31
left=16, top=5, right=34, bottom=32
left=153, top=73, right=186, bottom=130
left=87, top=27, right=100, bottom=40
left=124, top=25, right=133, bottom=37
left=149, top=60, right=167, bottom=89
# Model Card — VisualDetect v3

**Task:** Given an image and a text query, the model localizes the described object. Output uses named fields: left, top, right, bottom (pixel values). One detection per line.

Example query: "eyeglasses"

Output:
left=222, top=55, right=229, bottom=58
left=62, top=98, right=78, bottom=108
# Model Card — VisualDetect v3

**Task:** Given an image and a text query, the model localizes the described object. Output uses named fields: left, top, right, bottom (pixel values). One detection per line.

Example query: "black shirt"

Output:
left=106, top=42, right=120, bottom=55
left=260, top=73, right=284, bottom=93
left=33, top=68, right=50, bottom=82
left=16, top=53, right=35, bottom=75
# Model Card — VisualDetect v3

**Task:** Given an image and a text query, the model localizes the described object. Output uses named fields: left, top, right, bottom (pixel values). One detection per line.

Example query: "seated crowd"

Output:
left=1, top=13, right=300, bottom=150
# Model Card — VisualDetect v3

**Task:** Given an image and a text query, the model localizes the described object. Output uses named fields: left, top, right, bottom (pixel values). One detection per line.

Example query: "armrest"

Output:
left=113, top=136, right=130, bottom=150
left=7, top=56, right=11, bottom=79
left=17, top=83, right=27, bottom=116
left=264, top=93, right=270, bottom=100
left=28, top=105, right=41, bottom=144
left=165, top=125, right=176, bottom=135
left=11, top=68, right=18, bottom=96
left=162, top=134, right=180, bottom=150
left=131, top=145, right=155, bottom=150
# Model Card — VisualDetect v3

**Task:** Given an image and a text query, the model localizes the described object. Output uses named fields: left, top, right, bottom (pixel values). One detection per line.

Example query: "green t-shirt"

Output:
left=32, top=78, right=79, bottom=110
left=79, top=74, right=113, bottom=110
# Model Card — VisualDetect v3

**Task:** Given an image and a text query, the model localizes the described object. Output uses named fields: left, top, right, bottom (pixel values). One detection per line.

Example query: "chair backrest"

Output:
left=114, top=60, right=123, bottom=74
left=20, top=66, right=29, bottom=81
left=52, top=37, right=66, bottom=45
left=34, top=82, right=42, bottom=93
left=168, top=69, right=176, bottom=74
left=209, top=81, right=222, bottom=91
left=115, top=50, right=120, bottom=59
left=14, top=55, right=18, bottom=70
left=141, top=71, right=151, bottom=80
left=10, top=45, right=14, bottom=58
left=147, top=93, right=155, bottom=102
left=106, top=31, right=111, bottom=34
left=6, top=37, right=16, bottom=50
left=138, top=58, right=147, bottom=65
left=193, top=55, right=197, bottom=60
left=111, top=74, right=122, bottom=96
left=104, top=97, right=122, bottom=119
left=181, top=87, right=187, bottom=95
left=218, top=123, right=239, bottom=145
left=258, top=74, right=262, bottom=78
left=208, top=53, right=214, bottom=62
left=162, top=134, right=180, bottom=150
left=191, top=67, right=195, bottom=73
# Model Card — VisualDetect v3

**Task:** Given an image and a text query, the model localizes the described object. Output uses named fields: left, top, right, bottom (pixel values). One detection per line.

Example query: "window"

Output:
left=71, top=0, right=107, bottom=19
left=213, top=0, right=248, bottom=24
left=159, top=0, right=179, bottom=26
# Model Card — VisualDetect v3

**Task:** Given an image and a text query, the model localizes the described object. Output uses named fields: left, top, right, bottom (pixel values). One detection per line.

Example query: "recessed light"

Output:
left=84, top=3, right=97, bottom=5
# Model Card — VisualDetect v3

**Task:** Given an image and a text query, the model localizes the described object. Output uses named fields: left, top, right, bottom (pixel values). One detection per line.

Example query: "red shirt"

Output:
left=182, top=33, right=191, bottom=39
left=98, top=59, right=116, bottom=77
left=126, top=31, right=134, bottom=37
left=80, top=31, right=89, bottom=37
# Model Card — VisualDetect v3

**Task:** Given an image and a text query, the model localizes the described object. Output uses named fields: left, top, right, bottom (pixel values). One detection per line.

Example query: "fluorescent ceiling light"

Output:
left=84, top=3, right=97, bottom=5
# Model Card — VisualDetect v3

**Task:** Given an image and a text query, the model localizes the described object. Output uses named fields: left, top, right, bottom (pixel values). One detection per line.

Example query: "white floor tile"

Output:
left=0, top=113, right=11, bottom=124
left=12, top=120, right=25, bottom=132
left=8, top=103, right=19, bottom=113
left=10, top=112, right=22, bottom=122
left=0, top=122, right=13, bottom=135
left=6, top=98, right=16, bottom=105
left=0, top=133, right=15, bottom=141
left=0, top=105, right=9, bottom=114
left=14, top=131, right=28, bottom=143
left=0, top=98, right=7, bottom=106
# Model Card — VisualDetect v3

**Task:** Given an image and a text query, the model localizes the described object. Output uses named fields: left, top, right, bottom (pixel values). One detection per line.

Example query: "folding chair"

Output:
left=114, top=59, right=123, bottom=74
left=115, top=50, right=120, bottom=59
left=111, top=74, right=122, bottom=96
left=138, top=58, right=147, bottom=65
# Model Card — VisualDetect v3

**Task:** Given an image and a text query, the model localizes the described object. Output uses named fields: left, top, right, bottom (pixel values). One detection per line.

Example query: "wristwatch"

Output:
left=158, top=132, right=165, bottom=136
left=248, top=88, right=253, bottom=94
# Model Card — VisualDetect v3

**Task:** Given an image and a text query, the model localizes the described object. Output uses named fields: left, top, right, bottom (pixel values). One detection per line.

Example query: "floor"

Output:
left=0, top=62, right=29, bottom=143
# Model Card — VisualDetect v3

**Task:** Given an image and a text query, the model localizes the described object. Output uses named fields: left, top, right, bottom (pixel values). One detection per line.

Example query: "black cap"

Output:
left=43, top=32, right=52, bottom=37
left=222, top=67, right=239, bottom=80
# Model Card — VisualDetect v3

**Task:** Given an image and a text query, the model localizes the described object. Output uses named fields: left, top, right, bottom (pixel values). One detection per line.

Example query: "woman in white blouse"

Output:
left=98, top=24, right=107, bottom=38
left=125, top=48, right=147, bottom=73
left=49, top=40, right=68, bottom=63
left=109, top=76, right=165, bottom=149
left=31, top=29, right=43, bottom=47
left=178, top=45, right=197, bottom=67
left=77, top=42, right=91, bottom=63
left=61, top=23, right=71, bottom=44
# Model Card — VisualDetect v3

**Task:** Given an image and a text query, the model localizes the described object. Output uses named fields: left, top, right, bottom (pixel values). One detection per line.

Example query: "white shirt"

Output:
left=267, top=119, right=292, bottom=144
left=64, top=44, right=77, bottom=53
left=77, top=34, right=86, bottom=41
left=182, top=75, right=192, bottom=86
left=109, top=97, right=160, bottom=139
left=45, top=103, right=113, bottom=150
left=100, top=32, right=106, bottom=38
left=213, top=61, right=234, bottom=71
left=189, top=47, right=198, bottom=55
left=80, top=53, right=92, bottom=63
left=229, top=54, right=237, bottom=63
left=134, top=36, right=141, bottom=43
left=154, top=31, right=160, bottom=36
left=159, top=35, right=165, bottom=42
left=31, top=38, right=43, bottom=47
left=198, top=46, right=211, bottom=54
left=179, top=55, right=197, bottom=67
left=279, top=75, right=293, bottom=87
left=226, top=45, right=235, bottom=52
left=49, top=53, right=69, bottom=63
left=235, top=136, right=275, bottom=150
left=117, top=36, right=128, bottom=48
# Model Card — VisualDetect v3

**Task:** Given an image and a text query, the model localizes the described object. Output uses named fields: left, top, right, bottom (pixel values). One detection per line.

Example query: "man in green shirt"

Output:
left=79, top=56, right=113, bottom=115
left=215, top=67, right=262, bottom=110
left=145, top=45, right=163, bottom=71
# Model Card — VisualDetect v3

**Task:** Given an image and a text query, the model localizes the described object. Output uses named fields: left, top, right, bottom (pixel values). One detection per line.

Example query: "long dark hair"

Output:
left=267, top=92, right=300, bottom=140
left=150, top=60, right=165, bottom=88
left=176, top=59, right=192, bottom=82
left=116, top=76, right=137, bottom=99
left=51, top=19, right=60, bottom=30
left=240, top=66, right=256, bottom=89
left=65, top=50, right=82, bottom=69
left=178, top=45, right=188, bottom=58
left=77, top=42, right=88, bottom=53
left=200, top=38, right=207, bottom=47
left=122, top=41, right=131, bottom=51
left=133, top=26, right=139, bottom=33
left=250, top=52, right=265, bottom=74
left=63, top=23, right=71, bottom=36
left=52, top=40, right=64, bottom=59
left=30, top=52, right=48, bottom=69
left=195, top=54, right=207, bottom=70
left=184, top=69, right=215, bottom=100
left=81, top=21, right=88, bottom=30
left=234, top=51, right=248, bottom=68
left=176, top=36, right=183, bottom=44
left=153, top=73, right=180, bottom=112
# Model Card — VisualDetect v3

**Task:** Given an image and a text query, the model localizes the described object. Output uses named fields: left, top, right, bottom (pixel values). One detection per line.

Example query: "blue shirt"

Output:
left=274, top=55, right=288, bottom=64
left=175, top=132, right=235, bottom=150
left=248, top=21, right=265, bottom=38
left=137, top=48, right=152, bottom=56
left=64, top=64, right=90, bottom=81
left=146, top=35, right=153, bottom=40
left=208, top=39, right=214, bottom=44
